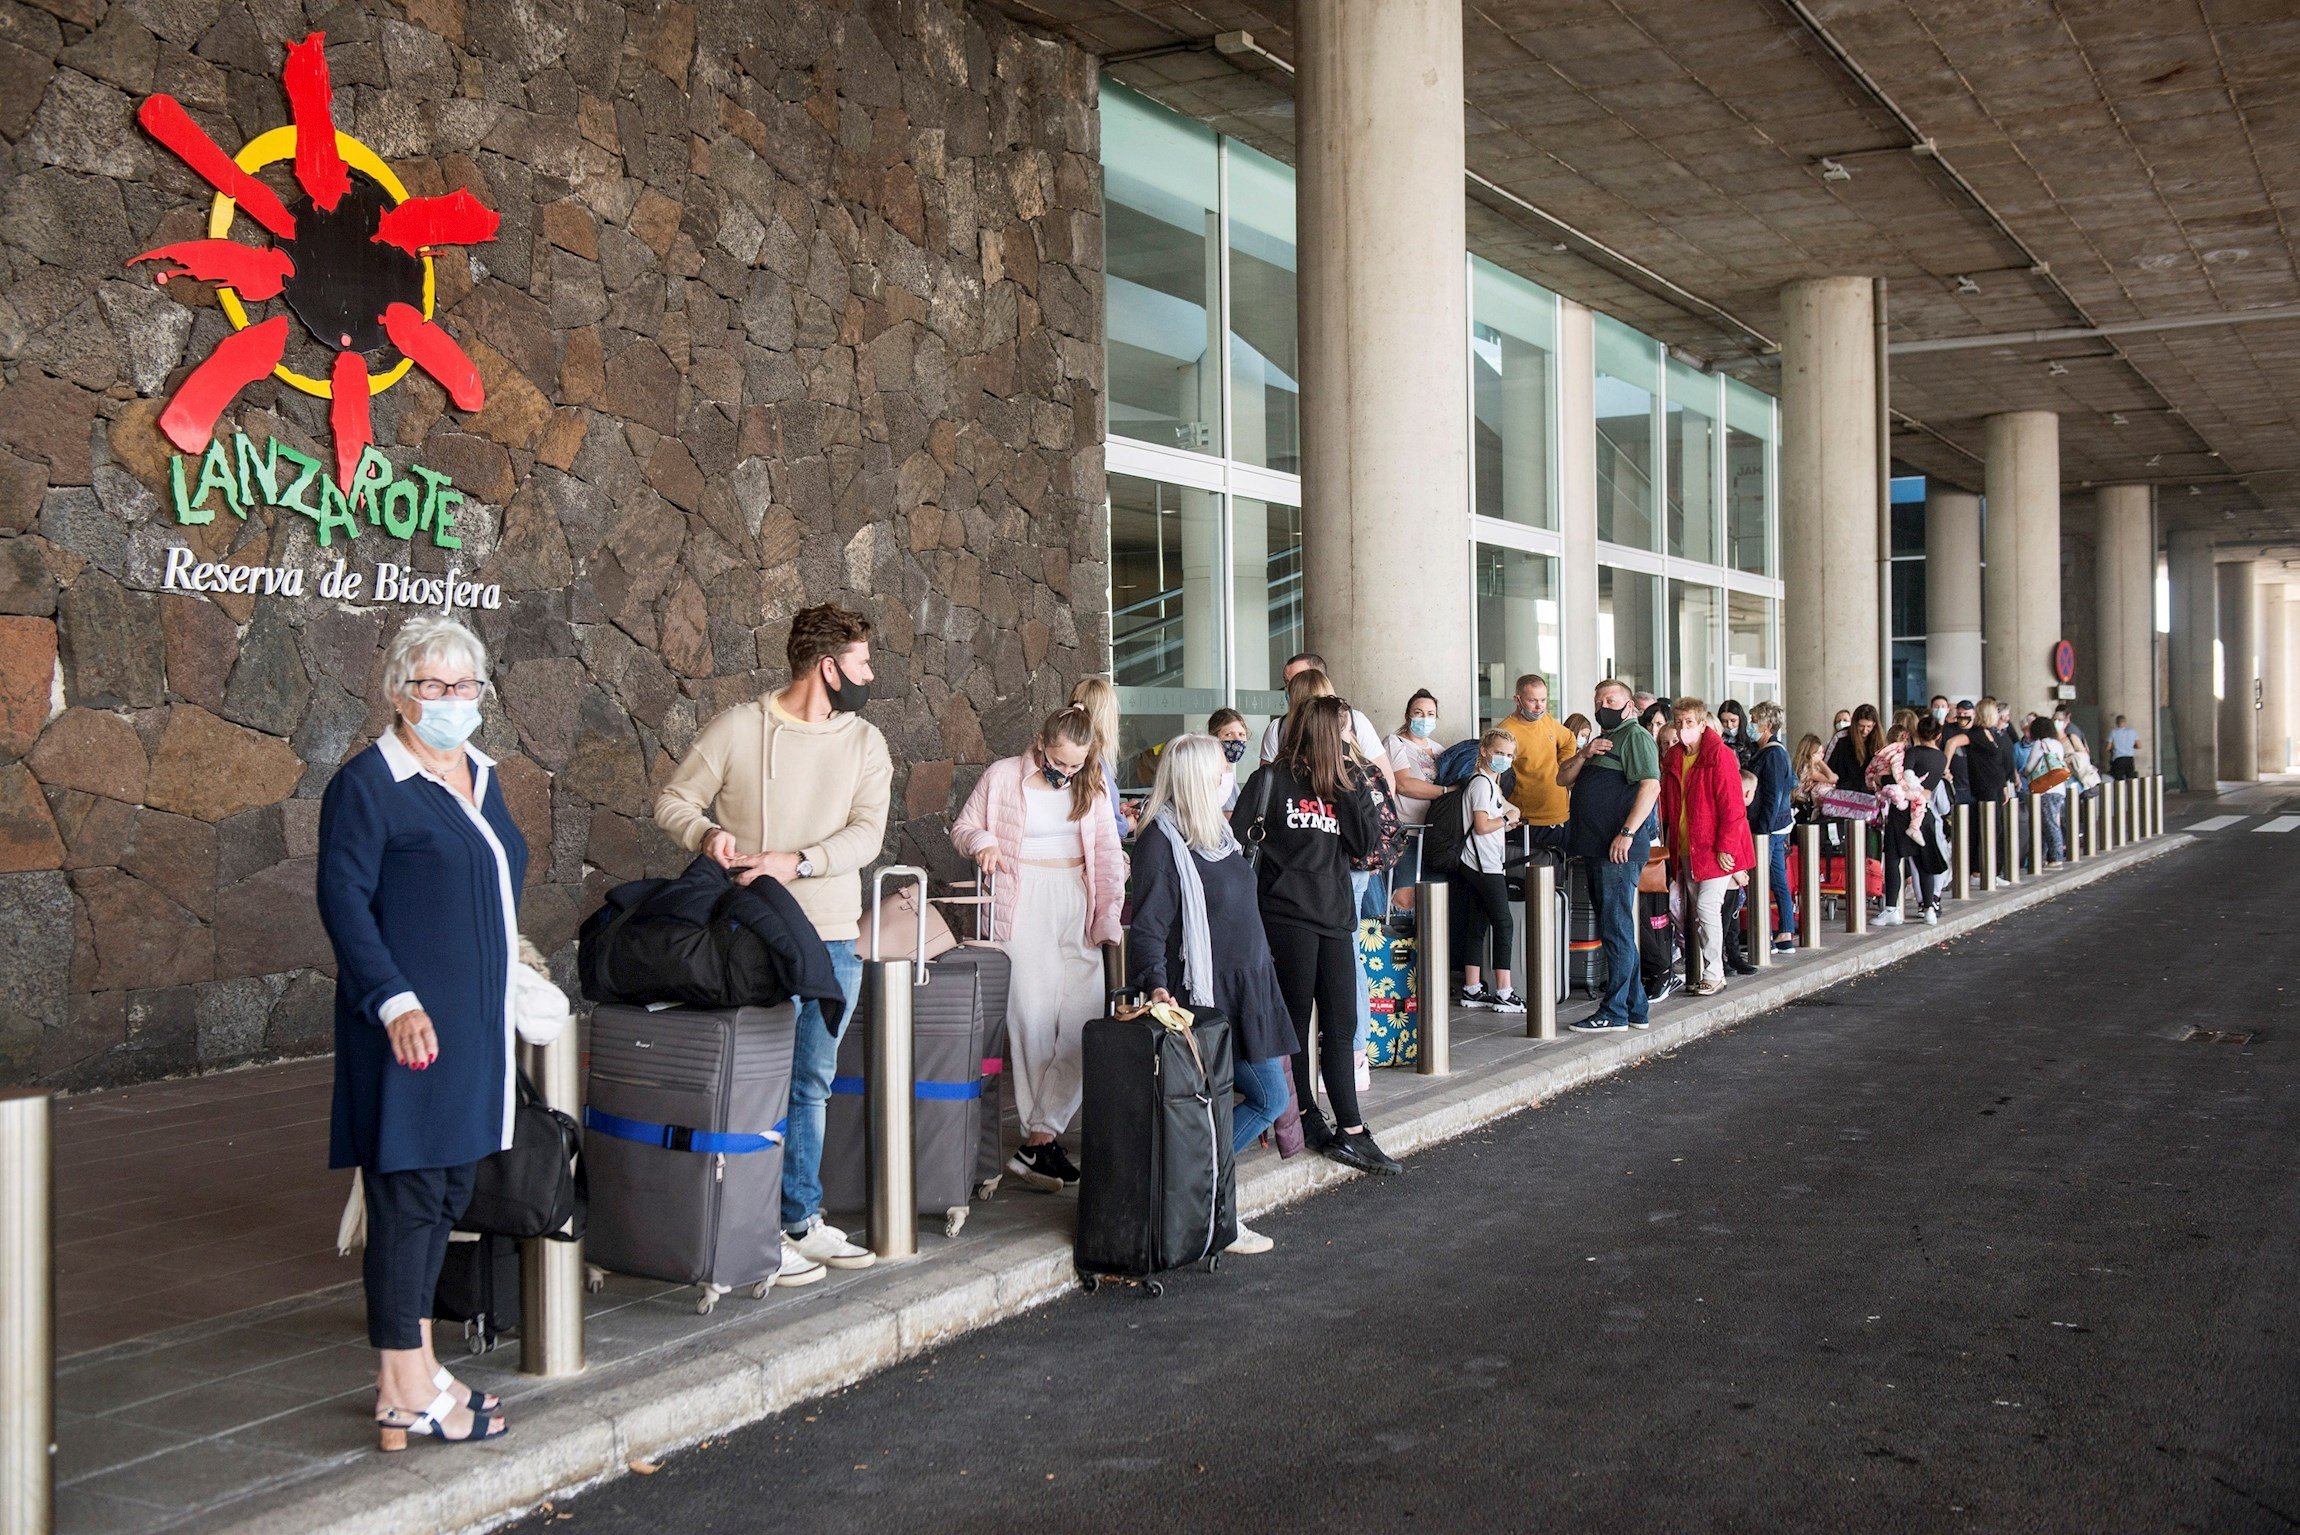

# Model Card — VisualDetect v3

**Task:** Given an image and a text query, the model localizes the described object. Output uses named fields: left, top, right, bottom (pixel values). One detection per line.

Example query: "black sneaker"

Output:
left=1296, top=1104, right=1337, bottom=1154
left=1324, top=1128, right=1402, bottom=1176
left=1647, top=973, right=1686, bottom=1004
left=1459, top=984, right=1497, bottom=1011
left=1040, top=1141, right=1081, bottom=1186
left=1726, top=958, right=1760, bottom=976
left=1489, top=990, right=1527, bottom=1015
left=1007, top=1142, right=1071, bottom=1192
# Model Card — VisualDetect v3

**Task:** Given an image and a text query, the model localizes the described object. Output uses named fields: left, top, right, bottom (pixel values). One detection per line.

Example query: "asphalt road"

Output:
left=520, top=823, right=2300, bottom=1534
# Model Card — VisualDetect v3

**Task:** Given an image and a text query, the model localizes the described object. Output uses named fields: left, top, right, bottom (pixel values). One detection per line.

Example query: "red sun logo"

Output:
left=126, top=32, right=500, bottom=494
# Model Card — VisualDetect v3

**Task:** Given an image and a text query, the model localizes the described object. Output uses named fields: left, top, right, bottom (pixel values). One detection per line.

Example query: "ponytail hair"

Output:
left=1038, top=706, right=1101, bottom=822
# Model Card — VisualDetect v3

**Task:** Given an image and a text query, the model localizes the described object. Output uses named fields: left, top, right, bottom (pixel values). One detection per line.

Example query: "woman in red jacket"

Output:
left=1658, top=698, right=1757, bottom=997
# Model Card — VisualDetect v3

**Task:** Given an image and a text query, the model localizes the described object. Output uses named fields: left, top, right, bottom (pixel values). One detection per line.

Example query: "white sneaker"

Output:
left=1226, top=1222, right=1274, bottom=1255
left=790, top=1214, right=875, bottom=1269
left=1353, top=1049, right=1371, bottom=1093
left=772, top=1236, right=825, bottom=1287
left=1872, top=907, right=1905, bottom=927
left=1923, top=906, right=1940, bottom=926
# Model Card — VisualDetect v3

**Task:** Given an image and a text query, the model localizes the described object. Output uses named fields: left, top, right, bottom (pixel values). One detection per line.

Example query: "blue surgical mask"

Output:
left=1408, top=716, right=1435, bottom=739
left=410, top=696, right=481, bottom=752
left=1489, top=755, right=1513, bottom=776
left=1221, top=739, right=1247, bottom=764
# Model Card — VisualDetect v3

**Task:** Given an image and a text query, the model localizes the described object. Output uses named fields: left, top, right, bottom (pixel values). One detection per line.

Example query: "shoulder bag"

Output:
left=1239, top=767, right=1280, bottom=871
left=461, top=1071, right=586, bottom=1242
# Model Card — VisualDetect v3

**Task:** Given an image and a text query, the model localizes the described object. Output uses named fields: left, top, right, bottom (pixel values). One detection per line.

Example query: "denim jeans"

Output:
left=1586, top=854, right=1647, bottom=1024
left=782, top=938, right=864, bottom=1232
left=1232, top=1055, right=1290, bottom=1155
left=2039, top=791, right=2067, bottom=864
left=1349, top=869, right=1380, bottom=1052
left=1768, top=831, right=1795, bottom=937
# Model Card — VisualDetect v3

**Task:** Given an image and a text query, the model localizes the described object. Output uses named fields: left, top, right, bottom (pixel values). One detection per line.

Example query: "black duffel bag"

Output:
left=460, top=1071, right=585, bottom=1242
left=577, top=855, right=848, bottom=1028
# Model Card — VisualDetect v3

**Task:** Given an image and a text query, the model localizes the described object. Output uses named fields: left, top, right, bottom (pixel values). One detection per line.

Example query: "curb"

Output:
left=209, top=834, right=2189, bottom=1535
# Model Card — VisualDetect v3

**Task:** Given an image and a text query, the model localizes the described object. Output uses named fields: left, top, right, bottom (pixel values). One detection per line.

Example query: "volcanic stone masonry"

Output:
left=0, top=0, right=1110, bottom=1089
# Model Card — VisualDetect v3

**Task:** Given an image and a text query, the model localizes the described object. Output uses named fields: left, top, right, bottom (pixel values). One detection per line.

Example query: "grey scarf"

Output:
left=1154, top=807, right=1235, bottom=1008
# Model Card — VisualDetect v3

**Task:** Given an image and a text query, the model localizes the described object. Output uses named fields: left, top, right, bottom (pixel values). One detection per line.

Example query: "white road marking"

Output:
left=2254, top=816, right=2300, bottom=834
left=2187, top=815, right=2247, bottom=831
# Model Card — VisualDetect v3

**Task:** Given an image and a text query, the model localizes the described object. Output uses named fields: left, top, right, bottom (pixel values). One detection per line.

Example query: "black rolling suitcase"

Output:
left=433, top=1232, right=518, bottom=1353
left=1076, top=995, right=1237, bottom=1292
left=1567, top=860, right=1606, bottom=998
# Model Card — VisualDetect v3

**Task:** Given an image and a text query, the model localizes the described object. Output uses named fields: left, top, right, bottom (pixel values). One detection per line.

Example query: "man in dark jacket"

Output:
left=1557, top=679, right=1663, bottom=1031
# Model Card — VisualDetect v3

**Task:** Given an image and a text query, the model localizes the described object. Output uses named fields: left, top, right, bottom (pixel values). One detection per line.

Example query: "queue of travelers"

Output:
left=316, top=601, right=2133, bottom=1449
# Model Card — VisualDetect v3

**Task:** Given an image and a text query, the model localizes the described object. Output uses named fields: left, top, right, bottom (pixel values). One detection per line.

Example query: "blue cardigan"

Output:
left=319, top=734, right=528, bottom=1173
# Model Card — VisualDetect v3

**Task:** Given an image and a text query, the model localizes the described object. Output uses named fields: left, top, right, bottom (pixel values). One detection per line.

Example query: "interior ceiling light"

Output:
left=2147, top=454, right=2163, bottom=466
left=1819, top=157, right=1852, bottom=182
left=1551, top=242, right=1569, bottom=253
left=1954, top=275, right=1981, bottom=294
left=2111, top=412, right=2129, bottom=425
left=2190, top=485, right=2202, bottom=495
left=2046, top=360, right=2069, bottom=376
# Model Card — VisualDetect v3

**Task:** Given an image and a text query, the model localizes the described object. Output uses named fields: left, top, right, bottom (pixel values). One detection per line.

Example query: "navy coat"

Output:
left=319, top=733, right=528, bottom=1173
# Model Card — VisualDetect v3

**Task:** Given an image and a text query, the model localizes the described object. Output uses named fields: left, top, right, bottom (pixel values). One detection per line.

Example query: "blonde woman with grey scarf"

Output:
left=1125, top=735, right=1298, bottom=1255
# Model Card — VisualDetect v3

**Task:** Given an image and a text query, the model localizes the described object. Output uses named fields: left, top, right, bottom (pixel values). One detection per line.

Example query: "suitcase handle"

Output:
left=870, top=866, right=932, bottom=986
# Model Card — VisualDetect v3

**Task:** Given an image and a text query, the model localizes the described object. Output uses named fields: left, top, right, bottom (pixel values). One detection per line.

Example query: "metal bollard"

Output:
left=2090, top=789, right=2104, bottom=856
left=1951, top=804, right=1971, bottom=901
left=1797, top=823, right=1823, bottom=952
left=2004, top=793, right=2023, bottom=886
left=1413, top=879, right=1452, bottom=1076
left=1980, top=800, right=1999, bottom=891
left=2028, top=789, right=2048, bottom=876
left=1, top=1092, right=51, bottom=1535
left=520, top=1033, right=584, bottom=1377
left=1750, top=833, right=1771, bottom=970
left=866, top=866, right=930, bottom=1260
left=2065, top=786, right=2083, bottom=866
left=1525, top=861, right=1559, bottom=1040
left=2155, top=774, right=2166, bottom=836
left=1844, top=819, right=1868, bottom=935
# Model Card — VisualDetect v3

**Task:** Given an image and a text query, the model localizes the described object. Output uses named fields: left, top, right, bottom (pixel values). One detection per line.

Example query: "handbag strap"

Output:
left=1241, top=766, right=1279, bottom=866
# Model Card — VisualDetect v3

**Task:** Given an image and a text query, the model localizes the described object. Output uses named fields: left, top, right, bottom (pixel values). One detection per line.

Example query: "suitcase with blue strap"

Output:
left=581, top=1001, right=797, bottom=1314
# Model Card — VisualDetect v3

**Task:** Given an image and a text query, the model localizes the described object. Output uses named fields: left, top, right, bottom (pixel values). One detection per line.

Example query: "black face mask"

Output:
left=1595, top=705, right=1627, bottom=730
left=825, top=660, right=869, bottom=714
left=1221, top=739, right=1247, bottom=765
left=1041, top=762, right=1073, bottom=790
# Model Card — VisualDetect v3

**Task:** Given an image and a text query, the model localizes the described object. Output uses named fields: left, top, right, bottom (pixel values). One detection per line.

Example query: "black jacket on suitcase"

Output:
left=578, top=857, right=849, bottom=1029
left=1076, top=1004, right=1237, bottom=1280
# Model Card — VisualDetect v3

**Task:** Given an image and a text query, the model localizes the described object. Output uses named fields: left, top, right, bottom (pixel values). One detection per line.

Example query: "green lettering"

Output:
left=409, top=464, right=452, bottom=531
left=314, top=474, right=361, bottom=548
left=347, top=446, right=395, bottom=519
left=194, top=440, right=242, bottom=520
left=234, top=432, right=280, bottom=507
left=169, top=454, right=210, bottom=525
left=378, top=478, right=422, bottom=540
left=429, top=487, right=463, bottom=549
left=273, top=443, right=322, bottom=523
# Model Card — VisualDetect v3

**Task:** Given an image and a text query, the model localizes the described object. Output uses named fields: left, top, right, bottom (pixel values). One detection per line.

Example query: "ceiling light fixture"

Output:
left=2189, top=485, right=2202, bottom=495
left=2046, top=360, right=2069, bottom=376
left=1819, top=158, right=1852, bottom=182
left=2147, top=454, right=2162, bottom=466
left=2110, top=412, right=2129, bottom=425
left=1954, top=275, right=1981, bottom=294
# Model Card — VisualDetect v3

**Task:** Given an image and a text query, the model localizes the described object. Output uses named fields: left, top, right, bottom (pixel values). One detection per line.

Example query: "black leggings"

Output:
left=362, top=1161, right=476, bottom=1350
left=1264, top=919, right=1364, bottom=1129
left=1452, top=868, right=1513, bottom=978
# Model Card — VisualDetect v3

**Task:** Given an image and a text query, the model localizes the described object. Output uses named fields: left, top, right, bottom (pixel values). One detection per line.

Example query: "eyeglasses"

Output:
left=408, top=677, right=487, bottom=701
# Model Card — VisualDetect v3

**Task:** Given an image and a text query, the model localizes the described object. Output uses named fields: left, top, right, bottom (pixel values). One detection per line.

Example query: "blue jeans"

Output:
left=1586, top=854, right=1647, bottom=1025
left=1232, top=1055, right=1289, bottom=1154
left=1349, top=869, right=1381, bottom=1052
left=1769, top=832, right=1795, bottom=937
left=2039, top=792, right=2067, bottom=864
left=782, top=938, right=864, bottom=1232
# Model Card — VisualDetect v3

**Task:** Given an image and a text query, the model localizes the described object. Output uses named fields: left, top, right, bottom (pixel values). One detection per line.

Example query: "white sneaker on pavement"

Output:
left=1226, top=1223, right=1274, bottom=1255
left=791, top=1213, right=876, bottom=1269
left=772, top=1236, right=826, bottom=1287
left=1872, top=907, right=1905, bottom=927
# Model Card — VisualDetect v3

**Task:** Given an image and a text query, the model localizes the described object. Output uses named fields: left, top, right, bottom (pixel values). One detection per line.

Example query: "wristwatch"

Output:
left=795, top=856, right=816, bottom=878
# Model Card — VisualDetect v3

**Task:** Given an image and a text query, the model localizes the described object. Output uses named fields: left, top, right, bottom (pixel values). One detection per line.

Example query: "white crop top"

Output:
left=1020, top=781, right=1085, bottom=860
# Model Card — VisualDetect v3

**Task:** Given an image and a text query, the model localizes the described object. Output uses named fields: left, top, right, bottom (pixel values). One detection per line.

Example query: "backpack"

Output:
left=1420, top=783, right=1470, bottom=875
left=1433, top=738, right=1482, bottom=787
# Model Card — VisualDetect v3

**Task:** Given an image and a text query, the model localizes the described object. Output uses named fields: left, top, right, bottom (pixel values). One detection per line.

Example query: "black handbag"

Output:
left=460, top=1071, right=586, bottom=1242
left=1239, top=767, right=1279, bottom=871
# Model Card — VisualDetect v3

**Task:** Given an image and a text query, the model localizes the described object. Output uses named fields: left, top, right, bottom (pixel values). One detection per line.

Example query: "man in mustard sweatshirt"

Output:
left=657, top=603, right=893, bottom=1285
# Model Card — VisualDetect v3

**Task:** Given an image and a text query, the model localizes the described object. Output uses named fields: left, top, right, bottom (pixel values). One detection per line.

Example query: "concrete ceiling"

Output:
left=980, top=0, right=2300, bottom=547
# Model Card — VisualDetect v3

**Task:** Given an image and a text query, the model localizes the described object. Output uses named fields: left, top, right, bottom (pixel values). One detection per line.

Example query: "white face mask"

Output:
left=409, top=695, right=481, bottom=752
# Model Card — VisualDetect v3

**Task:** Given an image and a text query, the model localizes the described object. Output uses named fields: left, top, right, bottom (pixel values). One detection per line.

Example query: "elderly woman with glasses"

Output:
left=317, top=615, right=524, bottom=1451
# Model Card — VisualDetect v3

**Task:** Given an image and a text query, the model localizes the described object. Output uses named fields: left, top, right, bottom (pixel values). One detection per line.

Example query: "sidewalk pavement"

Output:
left=49, top=832, right=2188, bottom=1535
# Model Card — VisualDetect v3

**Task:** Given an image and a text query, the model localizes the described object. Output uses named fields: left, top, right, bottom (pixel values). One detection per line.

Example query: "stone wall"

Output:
left=0, top=0, right=1108, bottom=1090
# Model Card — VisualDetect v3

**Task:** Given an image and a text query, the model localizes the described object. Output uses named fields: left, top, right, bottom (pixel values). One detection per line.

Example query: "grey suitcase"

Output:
left=581, top=1002, right=797, bottom=1315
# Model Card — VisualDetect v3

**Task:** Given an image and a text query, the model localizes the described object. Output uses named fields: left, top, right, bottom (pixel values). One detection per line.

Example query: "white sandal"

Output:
left=377, top=1386, right=506, bottom=1451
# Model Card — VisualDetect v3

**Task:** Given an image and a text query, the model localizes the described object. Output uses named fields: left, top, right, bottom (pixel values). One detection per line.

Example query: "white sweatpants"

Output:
left=1005, top=864, right=1102, bottom=1138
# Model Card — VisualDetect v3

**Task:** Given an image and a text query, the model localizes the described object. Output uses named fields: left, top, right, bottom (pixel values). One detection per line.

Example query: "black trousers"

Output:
left=1451, top=868, right=1513, bottom=978
left=363, top=1162, right=477, bottom=1350
left=1265, top=919, right=1364, bottom=1129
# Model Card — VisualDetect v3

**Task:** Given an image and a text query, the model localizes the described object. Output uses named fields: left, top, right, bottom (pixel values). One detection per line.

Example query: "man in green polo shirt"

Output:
left=1556, top=678, right=1662, bottom=1030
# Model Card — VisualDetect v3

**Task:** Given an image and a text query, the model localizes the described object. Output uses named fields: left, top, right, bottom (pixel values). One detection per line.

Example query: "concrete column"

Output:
left=1924, top=486, right=1984, bottom=702
left=1779, top=276, right=1880, bottom=737
left=1556, top=299, right=1600, bottom=710
left=1981, top=411, right=2061, bottom=719
left=2092, top=484, right=2156, bottom=773
left=2261, top=581, right=2290, bottom=776
left=2220, top=562, right=2259, bottom=783
left=2168, top=530, right=2218, bottom=791
left=1296, top=0, right=1471, bottom=729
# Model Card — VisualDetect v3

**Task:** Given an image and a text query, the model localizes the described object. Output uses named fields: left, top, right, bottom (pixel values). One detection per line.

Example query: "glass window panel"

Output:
left=1665, top=359, right=1717, bottom=564
left=1101, top=84, right=1220, bottom=455
left=1891, top=639, right=1929, bottom=713
left=1669, top=580, right=1720, bottom=705
left=1597, top=565, right=1660, bottom=697
left=1595, top=317, right=1659, bottom=549
left=1110, top=472, right=1224, bottom=776
left=1725, top=378, right=1772, bottom=576
left=1890, top=499, right=1926, bottom=556
left=1474, top=545, right=1561, bottom=728
left=1471, top=256, right=1556, bottom=530
left=1226, top=141, right=1298, bottom=475
left=1891, top=559, right=1927, bottom=638
left=1727, top=592, right=1775, bottom=674
left=1231, top=495, right=1303, bottom=736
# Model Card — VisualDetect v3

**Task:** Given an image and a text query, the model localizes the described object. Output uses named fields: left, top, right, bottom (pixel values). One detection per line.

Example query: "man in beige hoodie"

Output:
left=656, top=603, right=892, bottom=1284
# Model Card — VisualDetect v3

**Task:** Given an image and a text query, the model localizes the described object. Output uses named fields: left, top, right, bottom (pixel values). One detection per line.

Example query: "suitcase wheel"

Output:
left=972, top=1175, right=1001, bottom=1202
left=943, top=1206, right=969, bottom=1239
left=584, top=1265, right=606, bottom=1294
left=695, top=1286, right=726, bottom=1316
left=464, top=1319, right=490, bottom=1355
left=748, top=1281, right=771, bottom=1300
